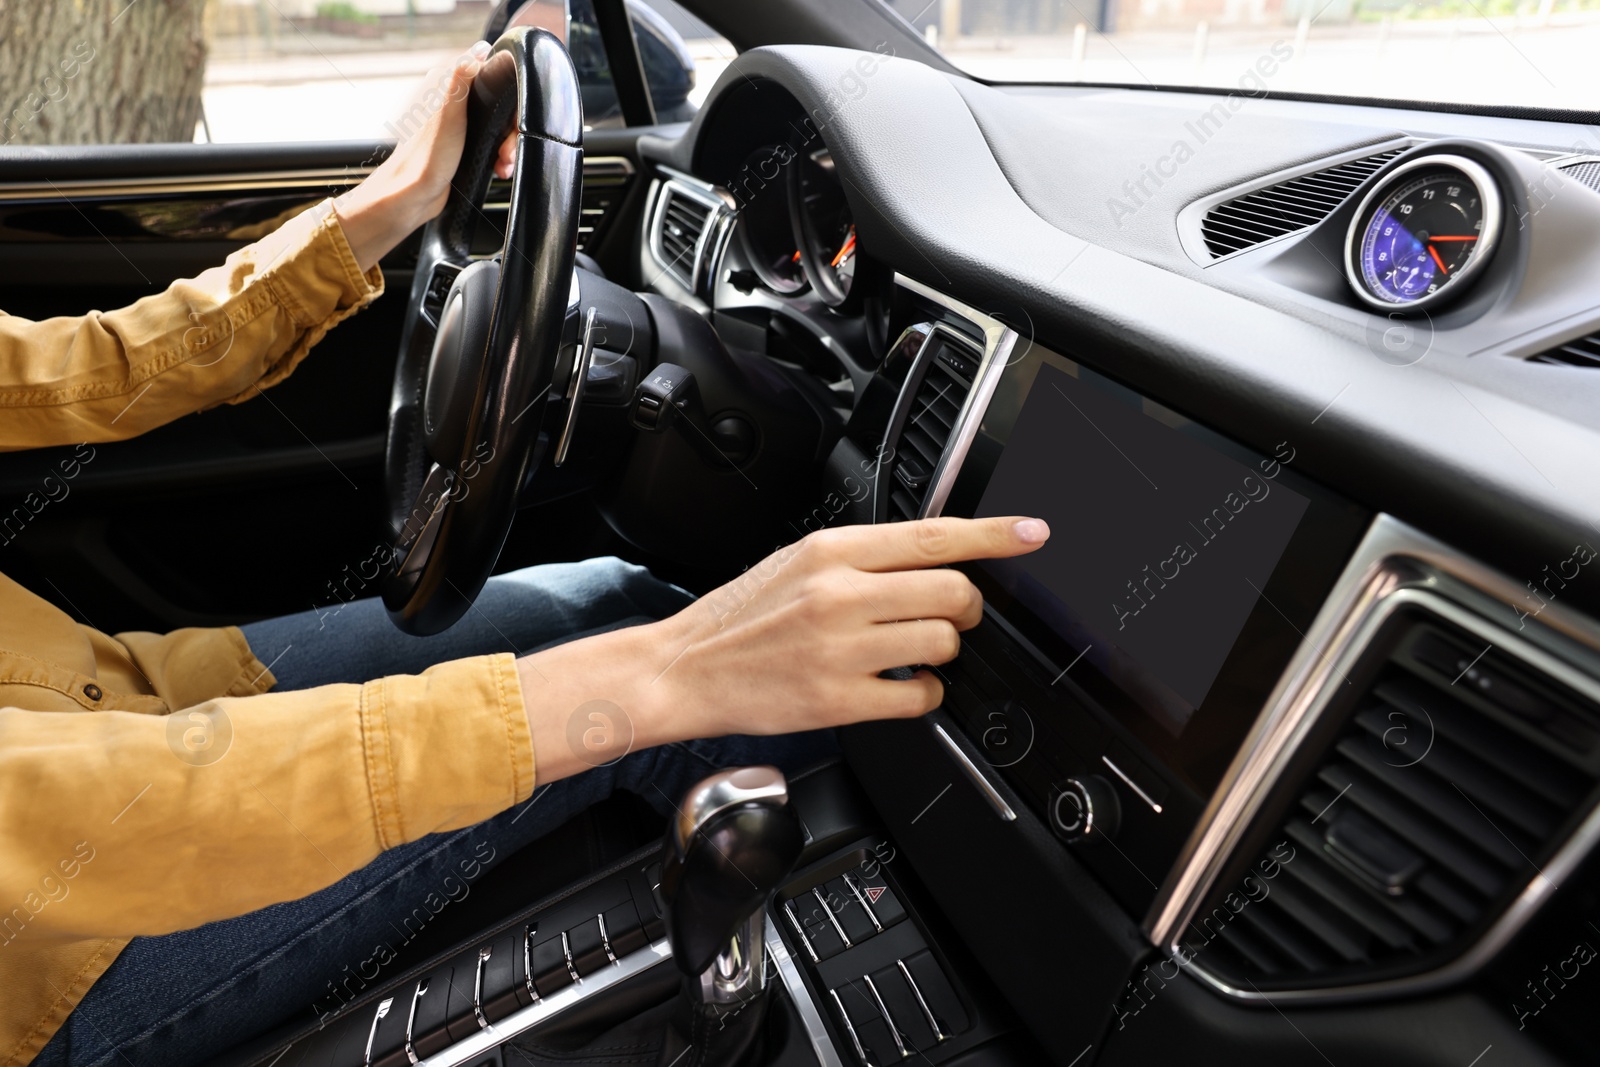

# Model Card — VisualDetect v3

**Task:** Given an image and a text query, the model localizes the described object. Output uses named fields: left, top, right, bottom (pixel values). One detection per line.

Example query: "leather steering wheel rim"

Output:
left=381, top=27, right=583, bottom=636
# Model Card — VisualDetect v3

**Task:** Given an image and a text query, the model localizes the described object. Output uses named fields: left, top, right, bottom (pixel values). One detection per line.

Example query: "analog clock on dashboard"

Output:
left=1344, top=153, right=1503, bottom=312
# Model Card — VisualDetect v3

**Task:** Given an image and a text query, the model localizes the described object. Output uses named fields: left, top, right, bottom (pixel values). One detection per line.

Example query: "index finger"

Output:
left=817, top=516, right=1049, bottom=572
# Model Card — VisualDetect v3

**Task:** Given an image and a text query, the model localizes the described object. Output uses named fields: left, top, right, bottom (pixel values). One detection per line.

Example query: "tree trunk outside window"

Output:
left=0, top=0, right=209, bottom=145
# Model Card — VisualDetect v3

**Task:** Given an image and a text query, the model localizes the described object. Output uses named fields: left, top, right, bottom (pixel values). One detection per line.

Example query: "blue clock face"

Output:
left=1355, top=168, right=1486, bottom=305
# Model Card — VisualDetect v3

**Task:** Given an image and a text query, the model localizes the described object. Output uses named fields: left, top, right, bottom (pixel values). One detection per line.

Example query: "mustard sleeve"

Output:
left=0, top=199, right=383, bottom=452
left=0, top=653, right=535, bottom=942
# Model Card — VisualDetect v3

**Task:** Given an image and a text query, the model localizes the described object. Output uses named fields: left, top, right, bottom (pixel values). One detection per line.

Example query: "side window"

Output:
left=0, top=0, right=724, bottom=146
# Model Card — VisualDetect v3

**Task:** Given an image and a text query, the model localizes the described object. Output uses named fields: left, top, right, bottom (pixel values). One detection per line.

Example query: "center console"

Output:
left=839, top=276, right=1372, bottom=920
left=834, top=276, right=1600, bottom=1067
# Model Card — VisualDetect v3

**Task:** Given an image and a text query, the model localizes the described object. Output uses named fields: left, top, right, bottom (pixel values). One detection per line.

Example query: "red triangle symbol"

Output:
left=864, top=886, right=886, bottom=903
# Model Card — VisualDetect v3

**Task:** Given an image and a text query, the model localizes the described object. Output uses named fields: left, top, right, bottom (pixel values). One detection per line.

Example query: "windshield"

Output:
left=881, top=0, right=1598, bottom=114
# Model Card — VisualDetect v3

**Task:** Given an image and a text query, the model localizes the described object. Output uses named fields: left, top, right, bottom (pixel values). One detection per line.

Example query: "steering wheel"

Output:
left=381, top=27, right=583, bottom=635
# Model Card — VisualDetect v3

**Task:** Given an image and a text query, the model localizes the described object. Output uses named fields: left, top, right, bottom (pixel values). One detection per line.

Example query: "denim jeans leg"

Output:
left=36, top=557, right=836, bottom=1067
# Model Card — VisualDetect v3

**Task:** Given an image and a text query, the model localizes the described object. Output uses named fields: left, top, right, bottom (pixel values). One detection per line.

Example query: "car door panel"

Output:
left=0, top=127, right=666, bottom=633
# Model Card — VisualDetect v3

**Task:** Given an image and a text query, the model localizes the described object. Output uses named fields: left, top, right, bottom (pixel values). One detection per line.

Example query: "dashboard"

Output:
left=628, top=43, right=1600, bottom=1066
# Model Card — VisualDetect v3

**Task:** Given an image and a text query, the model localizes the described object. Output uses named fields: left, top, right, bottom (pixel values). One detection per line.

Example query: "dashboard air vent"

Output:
left=577, top=158, right=633, bottom=253
left=1559, top=159, right=1600, bottom=194
left=1527, top=332, right=1600, bottom=369
left=885, top=340, right=977, bottom=522
left=1201, top=147, right=1407, bottom=258
left=1185, top=613, right=1600, bottom=992
left=655, top=184, right=713, bottom=288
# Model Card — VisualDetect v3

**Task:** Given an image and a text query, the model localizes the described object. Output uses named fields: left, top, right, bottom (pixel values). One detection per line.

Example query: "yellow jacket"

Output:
left=0, top=201, right=535, bottom=1065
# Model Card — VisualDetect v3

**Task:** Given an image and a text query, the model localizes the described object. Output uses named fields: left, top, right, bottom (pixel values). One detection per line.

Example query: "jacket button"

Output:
left=82, top=684, right=102, bottom=702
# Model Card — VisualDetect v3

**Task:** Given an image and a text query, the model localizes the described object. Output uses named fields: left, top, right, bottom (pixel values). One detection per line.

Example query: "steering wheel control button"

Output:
left=1049, top=776, right=1121, bottom=844
left=420, top=261, right=462, bottom=325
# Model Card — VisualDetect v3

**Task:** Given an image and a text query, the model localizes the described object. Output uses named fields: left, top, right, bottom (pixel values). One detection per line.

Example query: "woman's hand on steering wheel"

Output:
left=333, top=41, right=519, bottom=273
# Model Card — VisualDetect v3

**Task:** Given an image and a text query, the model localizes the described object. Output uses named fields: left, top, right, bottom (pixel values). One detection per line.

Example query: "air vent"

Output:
left=1201, top=147, right=1408, bottom=258
left=654, top=184, right=714, bottom=288
left=1559, top=159, right=1600, bottom=194
left=577, top=157, right=634, bottom=253
left=1185, top=613, right=1600, bottom=992
left=482, top=158, right=633, bottom=254
left=885, top=340, right=977, bottom=521
left=1527, top=331, right=1600, bottom=368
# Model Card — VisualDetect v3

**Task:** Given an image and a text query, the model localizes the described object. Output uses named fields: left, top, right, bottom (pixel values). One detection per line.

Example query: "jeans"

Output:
left=36, top=558, right=836, bottom=1067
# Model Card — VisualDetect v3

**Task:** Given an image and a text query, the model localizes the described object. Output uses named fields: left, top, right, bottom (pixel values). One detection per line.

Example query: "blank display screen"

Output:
left=974, top=363, right=1309, bottom=725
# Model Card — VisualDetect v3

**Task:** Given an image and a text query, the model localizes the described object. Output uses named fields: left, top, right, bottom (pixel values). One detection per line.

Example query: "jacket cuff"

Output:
left=359, top=653, right=535, bottom=850
left=229, top=199, right=386, bottom=399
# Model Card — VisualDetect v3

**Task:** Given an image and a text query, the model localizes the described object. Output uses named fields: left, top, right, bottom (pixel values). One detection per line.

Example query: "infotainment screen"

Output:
left=943, top=340, right=1370, bottom=795
left=975, top=361, right=1309, bottom=731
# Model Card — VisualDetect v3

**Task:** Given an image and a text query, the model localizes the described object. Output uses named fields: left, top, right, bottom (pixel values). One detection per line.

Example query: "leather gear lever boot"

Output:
left=655, top=767, right=804, bottom=1067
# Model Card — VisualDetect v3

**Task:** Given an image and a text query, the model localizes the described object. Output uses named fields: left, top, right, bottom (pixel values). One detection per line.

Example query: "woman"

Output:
left=0, top=46, right=1049, bottom=1067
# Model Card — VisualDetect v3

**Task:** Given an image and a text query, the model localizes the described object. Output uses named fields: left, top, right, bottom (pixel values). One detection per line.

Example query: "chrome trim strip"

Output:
left=782, top=899, right=821, bottom=963
left=522, top=925, right=541, bottom=1004
left=1147, top=513, right=1600, bottom=1004
left=827, top=988, right=870, bottom=1067
left=1102, top=755, right=1164, bottom=815
left=890, top=275, right=1018, bottom=524
left=0, top=155, right=634, bottom=204
left=418, top=938, right=672, bottom=1067
left=696, top=206, right=739, bottom=301
left=0, top=167, right=376, bottom=201
left=814, top=886, right=853, bottom=948
left=597, top=911, right=617, bottom=964
left=871, top=324, right=937, bottom=523
left=862, top=974, right=907, bottom=1059
left=553, top=305, right=598, bottom=468
left=471, top=946, right=491, bottom=1030
left=646, top=171, right=730, bottom=294
left=896, top=960, right=946, bottom=1043
left=403, top=979, right=429, bottom=1065
left=364, top=996, right=393, bottom=1067
left=931, top=723, right=1017, bottom=822
left=560, top=930, right=580, bottom=984
left=843, top=873, right=883, bottom=933
left=765, top=915, right=848, bottom=1067
left=583, top=155, right=636, bottom=177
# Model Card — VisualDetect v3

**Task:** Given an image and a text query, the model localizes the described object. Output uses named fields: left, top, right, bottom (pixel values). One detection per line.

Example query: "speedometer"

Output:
left=1344, top=154, right=1502, bottom=312
left=790, top=149, right=858, bottom=307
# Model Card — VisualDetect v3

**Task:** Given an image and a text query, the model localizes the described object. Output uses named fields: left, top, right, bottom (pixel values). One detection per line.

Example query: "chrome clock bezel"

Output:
left=1343, top=153, right=1503, bottom=313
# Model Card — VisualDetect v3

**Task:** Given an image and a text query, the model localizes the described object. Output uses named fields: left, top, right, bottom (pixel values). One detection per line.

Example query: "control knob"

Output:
left=1049, top=775, right=1121, bottom=844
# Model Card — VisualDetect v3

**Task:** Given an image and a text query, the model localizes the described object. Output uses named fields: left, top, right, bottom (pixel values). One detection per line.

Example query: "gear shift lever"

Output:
left=657, top=766, right=804, bottom=1067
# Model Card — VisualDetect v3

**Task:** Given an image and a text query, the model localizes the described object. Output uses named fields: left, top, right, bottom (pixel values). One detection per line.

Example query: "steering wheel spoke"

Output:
left=419, top=259, right=467, bottom=328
